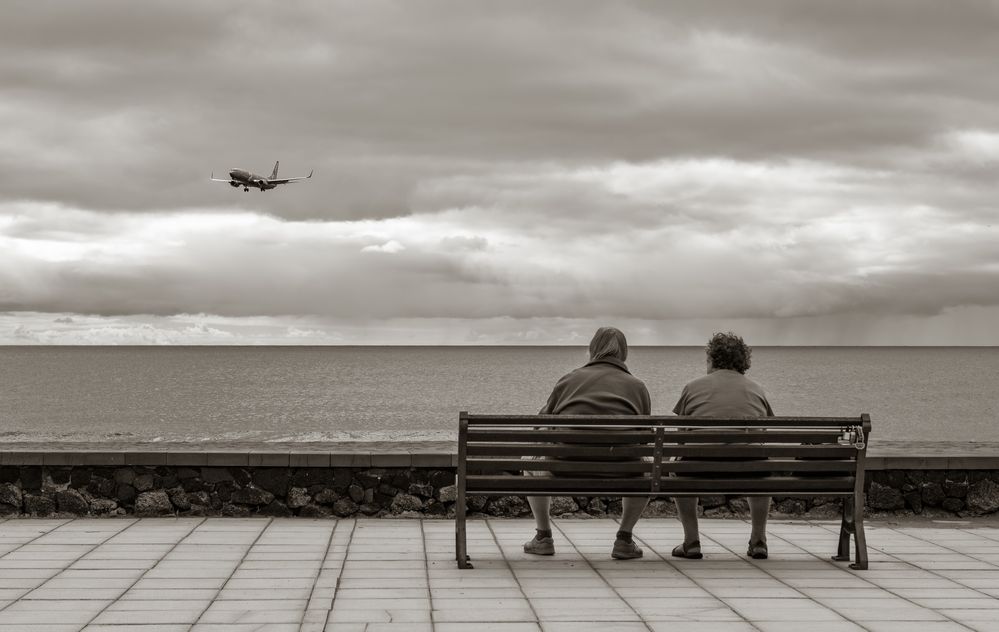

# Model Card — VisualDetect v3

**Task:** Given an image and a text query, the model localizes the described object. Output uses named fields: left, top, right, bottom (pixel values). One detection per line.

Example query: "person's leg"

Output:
left=612, top=496, right=649, bottom=559
left=748, top=496, right=770, bottom=544
left=522, top=464, right=555, bottom=555
left=524, top=495, right=555, bottom=555
left=619, top=496, right=649, bottom=533
left=674, top=496, right=700, bottom=545
left=527, top=496, right=551, bottom=532
left=671, top=496, right=703, bottom=558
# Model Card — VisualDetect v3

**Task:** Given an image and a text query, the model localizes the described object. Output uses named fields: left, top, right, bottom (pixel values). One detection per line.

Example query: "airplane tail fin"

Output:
left=270, top=161, right=279, bottom=179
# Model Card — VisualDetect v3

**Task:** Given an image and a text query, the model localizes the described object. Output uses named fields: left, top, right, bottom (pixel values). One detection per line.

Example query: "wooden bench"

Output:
left=456, top=412, right=871, bottom=570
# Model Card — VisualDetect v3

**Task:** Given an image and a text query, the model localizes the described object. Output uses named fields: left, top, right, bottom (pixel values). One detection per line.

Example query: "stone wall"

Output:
left=2, top=465, right=998, bottom=519
left=867, top=470, right=999, bottom=516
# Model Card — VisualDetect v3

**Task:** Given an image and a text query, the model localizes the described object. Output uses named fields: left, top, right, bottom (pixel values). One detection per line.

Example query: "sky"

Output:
left=2, top=1, right=998, bottom=345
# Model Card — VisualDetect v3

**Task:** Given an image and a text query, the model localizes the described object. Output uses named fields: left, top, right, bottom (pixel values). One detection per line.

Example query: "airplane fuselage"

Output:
left=212, top=161, right=312, bottom=192
left=228, top=169, right=276, bottom=190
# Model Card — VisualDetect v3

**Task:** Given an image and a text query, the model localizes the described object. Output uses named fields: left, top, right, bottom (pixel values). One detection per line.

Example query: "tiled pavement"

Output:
left=1, top=517, right=998, bottom=631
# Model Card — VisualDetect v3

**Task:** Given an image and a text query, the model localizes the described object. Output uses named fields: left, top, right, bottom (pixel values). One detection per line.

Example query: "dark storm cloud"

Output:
left=2, top=1, right=998, bottom=219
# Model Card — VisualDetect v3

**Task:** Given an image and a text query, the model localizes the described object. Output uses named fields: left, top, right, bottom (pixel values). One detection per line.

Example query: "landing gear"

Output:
left=243, top=188, right=249, bottom=192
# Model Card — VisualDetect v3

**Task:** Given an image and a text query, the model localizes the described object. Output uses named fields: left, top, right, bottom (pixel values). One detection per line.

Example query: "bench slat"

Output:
left=466, top=475, right=856, bottom=494
left=467, top=459, right=653, bottom=473
left=668, top=446, right=856, bottom=458
left=467, top=429, right=654, bottom=444
left=466, top=414, right=864, bottom=428
left=660, top=476, right=857, bottom=493
left=467, top=476, right=653, bottom=492
left=467, top=429, right=847, bottom=444
left=467, top=443, right=856, bottom=458
left=663, top=459, right=856, bottom=473
left=466, top=458, right=857, bottom=474
left=662, top=431, right=845, bottom=444
left=467, top=444, right=655, bottom=457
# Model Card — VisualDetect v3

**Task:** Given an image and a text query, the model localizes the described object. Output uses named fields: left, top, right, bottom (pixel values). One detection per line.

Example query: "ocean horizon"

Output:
left=2, top=345, right=996, bottom=444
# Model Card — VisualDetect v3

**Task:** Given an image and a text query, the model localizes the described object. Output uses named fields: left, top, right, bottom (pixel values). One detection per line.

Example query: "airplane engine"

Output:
left=229, top=181, right=239, bottom=187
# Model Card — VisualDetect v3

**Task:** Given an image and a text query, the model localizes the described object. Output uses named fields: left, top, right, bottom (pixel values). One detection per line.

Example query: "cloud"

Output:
left=2, top=150, right=998, bottom=330
left=361, top=240, right=405, bottom=254
left=2, top=2, right=998, bottom=343
left=1, top=2, right=998, bottom=220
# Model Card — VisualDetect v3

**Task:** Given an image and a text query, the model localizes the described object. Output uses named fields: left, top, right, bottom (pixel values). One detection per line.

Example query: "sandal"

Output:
left=671, top=540, right=703, bottom=559
left=747, top=540, right=768, bottom=560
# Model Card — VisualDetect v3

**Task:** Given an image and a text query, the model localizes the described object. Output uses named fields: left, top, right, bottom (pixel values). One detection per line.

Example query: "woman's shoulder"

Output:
left=741, top=373, right=768, bottom=394
left=683, top=372, right=714, bottom=390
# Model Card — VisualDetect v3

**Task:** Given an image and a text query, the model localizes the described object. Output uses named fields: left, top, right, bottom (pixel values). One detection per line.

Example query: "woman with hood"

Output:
left=523, top=327, right=651, bottom=560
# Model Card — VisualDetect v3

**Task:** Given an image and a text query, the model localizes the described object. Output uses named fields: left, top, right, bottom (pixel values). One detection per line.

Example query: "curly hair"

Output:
left=706, top=332, right=752, bottom=374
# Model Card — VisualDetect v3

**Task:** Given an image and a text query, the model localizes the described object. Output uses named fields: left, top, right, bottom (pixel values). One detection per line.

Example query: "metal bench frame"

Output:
left=456, top=412, right=871, bottom=570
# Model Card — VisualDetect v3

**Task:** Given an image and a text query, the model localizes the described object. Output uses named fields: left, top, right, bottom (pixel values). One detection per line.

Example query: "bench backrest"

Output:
left=458, top=412, right=871, bottom=498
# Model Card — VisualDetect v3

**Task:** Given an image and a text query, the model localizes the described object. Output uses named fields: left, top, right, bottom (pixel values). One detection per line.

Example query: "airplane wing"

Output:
left=268, top=170, right=314, bottom=185
left=210, top=172, right=233, bottom=182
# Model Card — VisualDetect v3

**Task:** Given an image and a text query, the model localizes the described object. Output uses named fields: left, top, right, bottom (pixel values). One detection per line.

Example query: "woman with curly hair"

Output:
left=671, top=332, right=775, bottom=561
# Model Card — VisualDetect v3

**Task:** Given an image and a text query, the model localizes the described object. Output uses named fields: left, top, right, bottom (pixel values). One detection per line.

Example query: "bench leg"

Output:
left=850, top=494, right=868, bottom=571
left=832, top=498, right=852, bottom=562
left=456, top=494, right=472, bottom=569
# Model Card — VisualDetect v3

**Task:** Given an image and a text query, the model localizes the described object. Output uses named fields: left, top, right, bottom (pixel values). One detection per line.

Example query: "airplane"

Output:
left=211, top=161, right=313, bottom=192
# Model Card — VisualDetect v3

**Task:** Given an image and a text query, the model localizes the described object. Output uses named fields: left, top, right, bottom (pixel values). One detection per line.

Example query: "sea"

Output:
left=1, top=346, right=997, bottom=443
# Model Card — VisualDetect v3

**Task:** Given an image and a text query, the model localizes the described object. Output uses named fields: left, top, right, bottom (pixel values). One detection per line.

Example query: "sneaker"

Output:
left=611, top=539, right=643, bottom=560
left=523, top=536, right=555, bottom=556
left=747, top=540, right=768, bottom=560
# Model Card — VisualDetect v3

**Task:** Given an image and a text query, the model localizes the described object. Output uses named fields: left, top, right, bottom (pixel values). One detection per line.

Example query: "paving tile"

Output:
left=437, top=595, right=531, bottom=608
left=542, top=624, right=649, bottom=632
left=91, top=609, right=205, bottom=625
left=191, top=626, right=299, bottom=632
left=84, top=627, right=189, bottom=632
left=23, top=588, right=127, bottom=600
left=132, top=578, right=228, bottom=590
left=859, top=623, right=972, bottom=632
left=939, top=608, right=999, bottom=622
left=0, top=610, right=96, bottom=624
left=0, top=626, right=84, bottom=632
left=753, top=623, right=866, bottom=632
left=910, top=597, right=999, bottom=609
left=337, top=588, right=430, bottom=599
left=5, top=599, right=112, bottom=612
left=106, top=599, right=212, bottom=611
left=197, top=607, right=305, bottom=624
left=2, top=517, right=999, bottom=630
left=642, top=606, right=747, bottom=622
left=202, top=599, right=308, bottom=611
left=647, top=624, right=757, bottom=632
left=433, top=608, right=540, bottom=623
left=329, top=608, right=432, bottom=623
left=332, top=597, right=430, bottom=610
left=119, top=589, right=219, bottom=601
left=323, top=625, right=433, bottom=632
